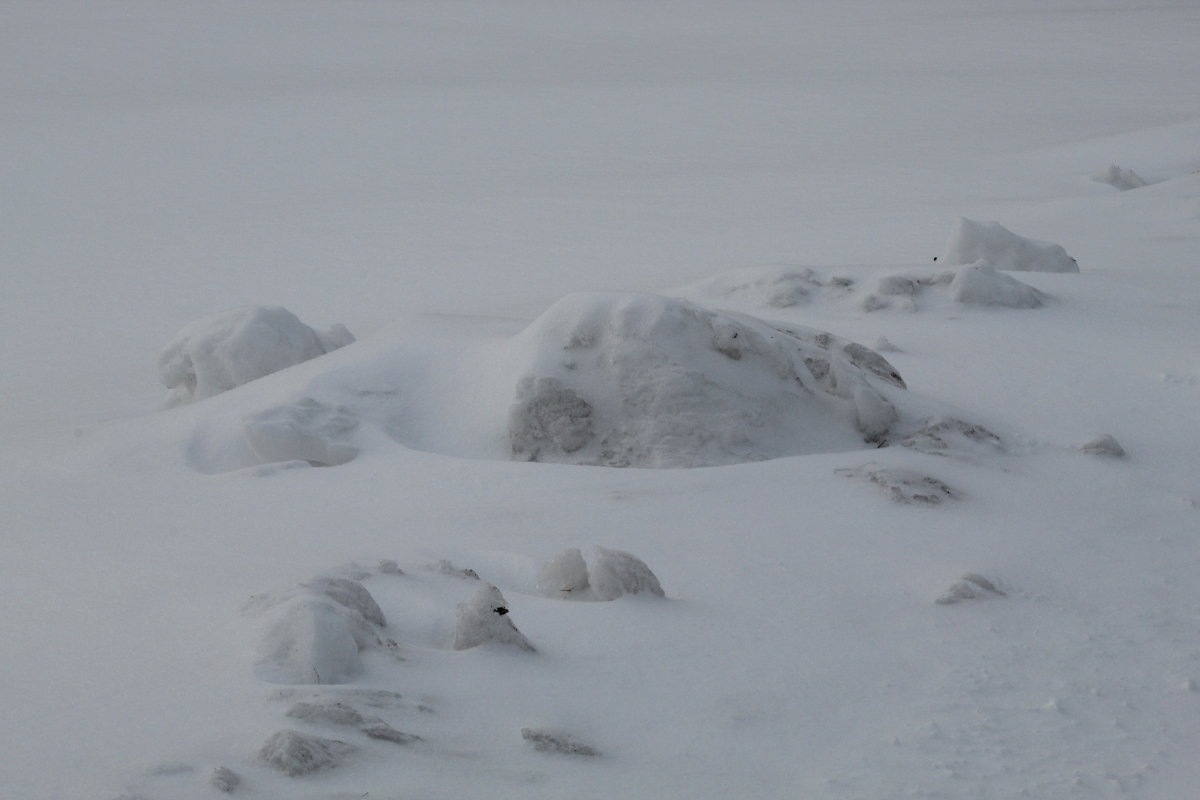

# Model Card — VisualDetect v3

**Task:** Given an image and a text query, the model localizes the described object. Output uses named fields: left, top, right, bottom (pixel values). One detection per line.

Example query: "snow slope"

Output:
left=3, top=2, right=1200, bottom=799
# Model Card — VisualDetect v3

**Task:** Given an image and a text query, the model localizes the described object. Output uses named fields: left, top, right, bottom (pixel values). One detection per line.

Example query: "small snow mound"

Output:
left=158, top=306, right=354, bottom=407
left=950, top=262, right=1047, bottom=308
left=1076, top=433, right=1126, bottom=458
left=674, top=266, right=846, bottom=308
left=936, top=573, right=1006, bottom=605
left=536, top=548, right=590, bottom=597
left=521, top=727, right=601, bottom=756
left=885, top=416, right=1003, bottom=456
left=453, top=584, right=535, bottom=651
left=258, top=729, right=354, bottom=776
left=1095, top=164, right=1148, bottom=190
left=590, top=546, right=665, bottom=601
left=873, top=335, right=900, bottom=353
left=507, top=293, right=908, bottom=467
left=209, top=766, right=240, bottom=793
left=940, top=218, right=1079, bottom=273
left=836, top=463, right=957, bottom=505
left=242, top=398, right=359, bottom=467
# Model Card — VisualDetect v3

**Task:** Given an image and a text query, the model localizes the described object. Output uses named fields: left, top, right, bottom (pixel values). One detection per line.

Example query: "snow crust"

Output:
left=940, top=218, right=1080, bottom=273
left=157, top=306, right=353, bottom=407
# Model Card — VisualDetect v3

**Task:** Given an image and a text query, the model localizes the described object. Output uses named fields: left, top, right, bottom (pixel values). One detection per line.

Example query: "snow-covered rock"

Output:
left=157, top=306, right=353, bottom=407
left=589, top=547, right=665, bottom=601
left=453, top=584, right=535, bottom=652
left=836, top=463, right=957, bottom=505
left=1094, top=164, right=1148, bottom=190
left=521, top=727, right=601, bottom=756
left=248, top=576, right=385, bottom=684
left=940, top=218, right=1079, bottom=273
left=505, top=293, right=907, bottom=467
left=949, top=261, right=1048, bottom=308
left=885, top=416, right=1003, bottom=456
left=257, top=729, right=354, bottom=776
left=936, top=573, right=1006, bottom=605
left=1076, top=433, right=1126, bottom=457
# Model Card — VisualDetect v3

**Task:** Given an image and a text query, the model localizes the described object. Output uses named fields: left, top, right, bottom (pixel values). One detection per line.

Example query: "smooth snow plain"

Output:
left=3, top=2, right=1200, bottom=799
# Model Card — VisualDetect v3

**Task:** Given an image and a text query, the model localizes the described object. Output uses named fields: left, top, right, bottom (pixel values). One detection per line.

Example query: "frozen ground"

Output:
left=3, top=1, right=1200, bottom=798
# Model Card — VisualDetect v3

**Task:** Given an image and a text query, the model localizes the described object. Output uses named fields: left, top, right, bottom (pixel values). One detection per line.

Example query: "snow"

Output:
left=4, top=1, right=1200, bottom=799
left=940, top=218, right=1081, bottom=273
left=949, top=261, right=1049, bottom=308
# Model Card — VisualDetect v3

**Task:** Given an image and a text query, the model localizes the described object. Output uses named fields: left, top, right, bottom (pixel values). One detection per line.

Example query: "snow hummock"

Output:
left=589, top=547, right=666, bottom=601
left=940, top=218, right=1080, bottom=273
left=157, top=306, right=353, bottom=407
left=506, top=293, right=906, bottom=466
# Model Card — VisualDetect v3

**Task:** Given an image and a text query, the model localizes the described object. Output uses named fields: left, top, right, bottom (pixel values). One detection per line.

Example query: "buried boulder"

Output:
left=505, top=293, right=908, bottom=467
left=157, top=305, right=354, bottom=407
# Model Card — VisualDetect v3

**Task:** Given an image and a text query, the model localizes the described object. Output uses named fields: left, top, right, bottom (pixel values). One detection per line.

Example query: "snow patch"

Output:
left=157, top=306, right=353, bottom=407
left=940, top=218, right=1079, bottom=273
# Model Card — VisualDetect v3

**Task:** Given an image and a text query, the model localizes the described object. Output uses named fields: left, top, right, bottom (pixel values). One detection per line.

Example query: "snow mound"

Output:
left=536, top=547, right=591, bottom=597
left=936, top=573, right=1006, bottom=605
left=884, top=416, right=1003, bottom=457
left=258, top=729, right=354, bottom=776
left=521, top=728, right=601, bottom=756
left=285, top=701, right=421, bottom=745
left=157, top=306, right=353, bottom=407
left=836, top=463, right=957, bottom=504
left=453, top=584, right=535, bottom=652
left=949, top=262, right=1048, bottom=308
left=1094, top=164, right=1148, bottom=190
left=247, top=576, right=386, bottom=684
left=940, top=218, right=1079, bottom=273
left=506, top=293, right=906, bottom=467
left=1076, top=433, right=1126, bottom=457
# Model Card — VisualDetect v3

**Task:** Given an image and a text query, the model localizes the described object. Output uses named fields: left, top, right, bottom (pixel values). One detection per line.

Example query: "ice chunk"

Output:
left=1076, top=433, right=1126, bottom=458
left=950, top=262, right=1047, bottom=308
left=940, top=218, right=1078, bottom=273
left=521, top=727, right=601, bottom=756
left=453, top=584, right=535, bottom=651
left=537, top=548, right=590, bottom=597
left=258, top=730, right=354, bottom=776
left=590, top=547, right=665, bottom=601
left=157, top=306, right=354, bottom=406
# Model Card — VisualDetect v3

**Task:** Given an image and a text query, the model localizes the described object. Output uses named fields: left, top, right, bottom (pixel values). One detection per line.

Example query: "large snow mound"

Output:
left=505, top=293, right=906, bottom=467
left=940, top=218, right=1079, bottom=273
left=157, top=306, right=354, bottom=407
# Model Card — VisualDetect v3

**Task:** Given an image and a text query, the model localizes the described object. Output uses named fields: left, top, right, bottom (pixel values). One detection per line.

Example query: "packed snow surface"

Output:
left=4, top=2, right=1200, bottom=800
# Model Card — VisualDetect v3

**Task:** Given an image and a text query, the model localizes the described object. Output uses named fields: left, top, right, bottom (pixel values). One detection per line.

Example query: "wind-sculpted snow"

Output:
left=939, top=218, right=1079, bottom=273
left=158, top=306, right=354, bottom=407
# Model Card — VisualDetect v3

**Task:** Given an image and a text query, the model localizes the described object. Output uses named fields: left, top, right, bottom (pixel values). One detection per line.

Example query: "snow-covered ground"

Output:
left=3, top=2, right=1200, bottom=798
